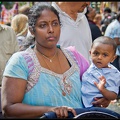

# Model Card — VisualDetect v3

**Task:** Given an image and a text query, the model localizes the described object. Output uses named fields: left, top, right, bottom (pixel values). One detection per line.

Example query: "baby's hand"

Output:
left=94, top=75, right=106, bottom=91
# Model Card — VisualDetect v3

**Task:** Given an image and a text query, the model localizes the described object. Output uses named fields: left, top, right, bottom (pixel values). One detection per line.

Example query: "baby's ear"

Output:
left=111, top=55, right=117, bottom=63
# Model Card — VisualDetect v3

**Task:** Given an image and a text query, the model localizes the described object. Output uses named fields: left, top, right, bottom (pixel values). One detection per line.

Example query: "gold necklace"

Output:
left=57, top=53, right=66, bottom=96
left=41, top=53, right=55, bottom=71
left=57, top=51, right=72, bottom=96
left=41, top=49, right=72, bottom=96
left=38, top=49, right=57, bottom=63
left=39, top=49, right=58, bottom=71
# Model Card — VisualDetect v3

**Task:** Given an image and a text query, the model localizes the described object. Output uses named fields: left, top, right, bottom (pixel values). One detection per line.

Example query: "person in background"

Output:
left=101, top=7, right=112, bottom=35
left=81, top=36, right=120, bottom=108
left=0, top=24, right=19, bottom=86
left=21, top=33, right=35, bottom=51
left=18, top=4, right=35, bottom=50
left=104, top=12, right=120, bottom=71
left=93, top=12, right=102, bottom=30
left=1, top=3, right=117, bottom=119
left=85, top=6, right=102, bottom=42
left=11, top=14, right=29, bottom=51
left=18, top=4, right=30, bottom=16
left=52, top=2, right=92, bottom=62
left=118, top=7, right=120, bottom=13
left=101, top=7, right=112, bottom=25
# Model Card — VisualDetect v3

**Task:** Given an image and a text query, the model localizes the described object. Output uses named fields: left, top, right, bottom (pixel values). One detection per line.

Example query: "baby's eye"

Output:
left=103, top=54, right=108, bottom=57
left=94, top=52, right=99, bottom=56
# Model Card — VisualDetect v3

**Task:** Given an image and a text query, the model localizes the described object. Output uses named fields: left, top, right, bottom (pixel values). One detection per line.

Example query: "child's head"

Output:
left=90, top=36, right=117, bottom=68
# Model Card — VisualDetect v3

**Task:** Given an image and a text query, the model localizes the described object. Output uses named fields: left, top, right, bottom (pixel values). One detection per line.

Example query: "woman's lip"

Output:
left=47, top=37, right=55, bottom=40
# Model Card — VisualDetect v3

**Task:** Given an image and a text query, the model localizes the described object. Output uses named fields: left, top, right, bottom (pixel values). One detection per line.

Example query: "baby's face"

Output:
left=90, top=42, right=116, bottom=68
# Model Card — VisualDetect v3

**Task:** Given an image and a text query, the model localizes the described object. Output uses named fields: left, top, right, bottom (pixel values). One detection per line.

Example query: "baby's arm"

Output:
left=94, top=76, right=117, bottom=100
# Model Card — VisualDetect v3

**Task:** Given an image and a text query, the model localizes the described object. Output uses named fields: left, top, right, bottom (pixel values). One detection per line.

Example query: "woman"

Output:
left=1, top=3, right=117, bottom=119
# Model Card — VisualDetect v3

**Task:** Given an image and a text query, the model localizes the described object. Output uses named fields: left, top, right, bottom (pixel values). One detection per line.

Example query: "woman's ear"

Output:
left=111, top=55, right=117, bottom=63
left=29, top=27, right=34, bottom=36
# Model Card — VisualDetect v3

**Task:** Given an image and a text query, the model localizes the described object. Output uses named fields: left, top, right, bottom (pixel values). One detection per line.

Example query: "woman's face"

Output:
left=32, top=9, right=61, bottom=49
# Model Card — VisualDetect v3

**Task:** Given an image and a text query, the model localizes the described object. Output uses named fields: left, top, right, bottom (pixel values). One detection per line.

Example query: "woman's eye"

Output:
left=40, top=24, right=47, bottom=28
left=53, top=22, right=59, bottom=26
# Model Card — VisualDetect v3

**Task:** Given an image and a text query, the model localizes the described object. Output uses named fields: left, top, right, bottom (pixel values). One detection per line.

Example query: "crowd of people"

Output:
left=0, top=2, right=120, bottom=119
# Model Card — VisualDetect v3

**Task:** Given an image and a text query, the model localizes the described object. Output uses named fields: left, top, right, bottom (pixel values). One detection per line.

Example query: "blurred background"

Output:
left=0, top=2, right=120, bottom=25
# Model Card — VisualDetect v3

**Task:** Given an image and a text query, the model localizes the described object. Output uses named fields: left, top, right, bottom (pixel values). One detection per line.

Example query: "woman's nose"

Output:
left=48, top=25, right=54, bottom=33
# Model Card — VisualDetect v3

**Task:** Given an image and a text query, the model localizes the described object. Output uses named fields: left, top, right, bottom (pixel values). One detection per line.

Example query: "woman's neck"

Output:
left=34, top=45, right=58, bottom=58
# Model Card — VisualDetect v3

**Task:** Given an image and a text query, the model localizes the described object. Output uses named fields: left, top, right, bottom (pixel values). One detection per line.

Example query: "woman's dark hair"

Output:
left=28, top=3, right=60, bottom=32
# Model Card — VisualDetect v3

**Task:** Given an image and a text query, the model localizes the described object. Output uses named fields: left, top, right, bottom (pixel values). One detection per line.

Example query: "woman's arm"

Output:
left=1, top=76, right=49, bottom=118
left=1, top=77, right=76, bottom=118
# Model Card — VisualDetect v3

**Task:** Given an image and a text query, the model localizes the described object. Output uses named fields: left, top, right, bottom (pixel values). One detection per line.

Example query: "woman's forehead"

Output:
left=37, top=10, right=58, bottom=22
left=40, top=9, right=57, bottom=17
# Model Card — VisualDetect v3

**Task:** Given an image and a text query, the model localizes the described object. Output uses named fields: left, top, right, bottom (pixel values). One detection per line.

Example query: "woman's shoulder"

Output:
left=10, top=48, right=33, bottom=61
left=65, top=46, right=89, bottom=61
left=58, top=45, right=89, bottom=66
left=8, top=51, right=27, bottom=63
left=63, top=46, right=89, bottom=78
left=64, top=46, right=77, bottom=54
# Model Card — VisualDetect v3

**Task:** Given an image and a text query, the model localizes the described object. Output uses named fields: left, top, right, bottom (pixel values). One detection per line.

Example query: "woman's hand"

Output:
left=51, top=106, right=77, bottom=118
left=92, top=97, right=111, bottom=108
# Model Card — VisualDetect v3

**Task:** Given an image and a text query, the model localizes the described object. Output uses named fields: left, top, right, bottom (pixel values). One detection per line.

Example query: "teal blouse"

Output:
left=3, top=45, right=89, bottom=108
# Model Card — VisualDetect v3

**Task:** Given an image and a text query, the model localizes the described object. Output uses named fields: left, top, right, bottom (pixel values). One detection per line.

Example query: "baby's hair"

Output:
left=28, top=3, right=61, bottom=32
left=92, top=36, right=117, bottom=54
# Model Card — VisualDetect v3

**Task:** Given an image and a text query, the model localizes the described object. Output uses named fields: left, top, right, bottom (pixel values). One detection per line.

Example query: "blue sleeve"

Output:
left=3, top=52, right=29, bottom=80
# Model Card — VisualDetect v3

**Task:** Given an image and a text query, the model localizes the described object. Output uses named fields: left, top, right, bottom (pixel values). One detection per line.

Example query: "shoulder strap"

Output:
left=21, top=48, right=41, bottom=92
left=66, top=46, right=89, bottom=80
left=21, top=52, right=34, bottom=75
